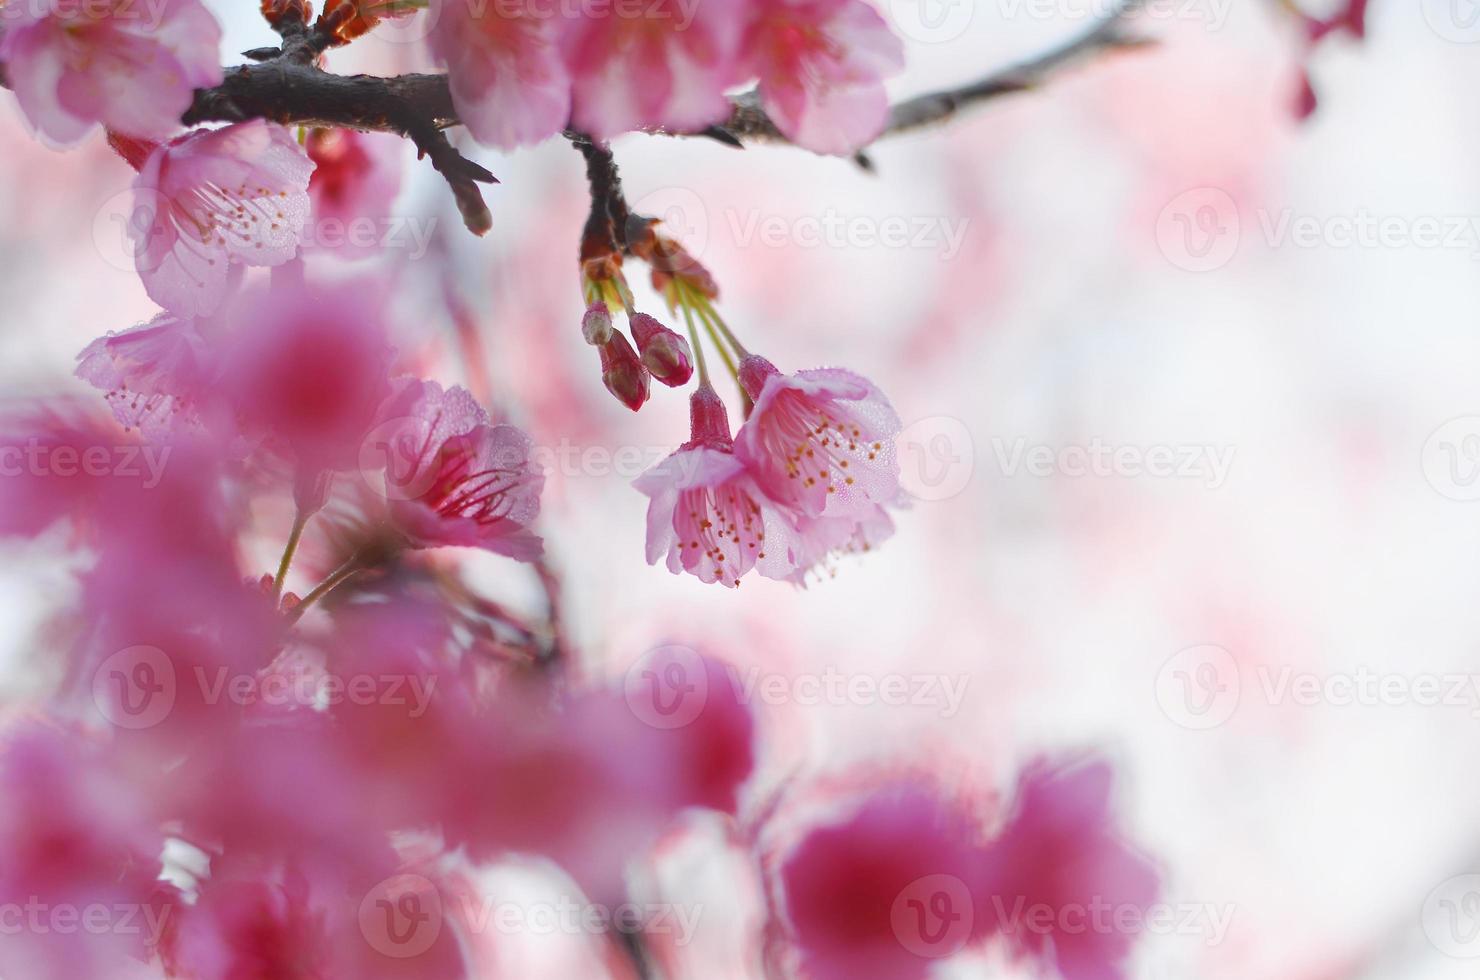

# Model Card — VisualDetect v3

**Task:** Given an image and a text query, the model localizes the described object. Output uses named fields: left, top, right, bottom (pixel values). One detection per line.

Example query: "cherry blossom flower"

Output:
left=977, top=759, right=1160, bottom=980
left=132, top=120, right=315, bottom=317
left=562, top=0, right=745, bottom=139
left=74, top=312, right=211, bottom=439
left=738, top=0, right=904, bottom=155
left=370, top=379, right=545, bottom=561
left=789, top=503, right=896, bottom=584
left=779, top=778, right=987, bottom=980
left=735, top=354, right=904, bottom=520
left=635, top=385, right=802, bottom=587
left=427, top=0, right=570, bottom=150
left=0, top=0, right=222, bottom=145
left=0, top=726, right=171, bottom=978
left=219, top=278, right=394, bottom=478
left=305, top=127, right=404, bottom=257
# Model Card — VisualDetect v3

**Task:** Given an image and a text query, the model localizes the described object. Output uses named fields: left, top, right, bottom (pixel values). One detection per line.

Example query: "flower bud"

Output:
left=582, top=302, right=614, bottom=346
left=599, top=332, right=650, bottom=412
left=737, top=354, right=780, bottom=401
left=629, top=313, right=693, bottom=388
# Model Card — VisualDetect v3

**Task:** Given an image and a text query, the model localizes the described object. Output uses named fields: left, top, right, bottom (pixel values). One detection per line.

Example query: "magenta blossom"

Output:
left=132, top=120, right=315, bottom=317
left=779, top=778, right=987, bottom=980
left=305, top=128, right=404, bottom=257
left=790, top=503, right=896, bottom=584
left=739, top=0, right=904, bottom=155
left=219, top=278, right=394, bottom=477
left=0, top=726, right=171, bottom=978
left=0, top=0, right=221, bottom=145
left=562, top=0, right=745, bottom=139
left=371, top=379, right=545, bottom=561
left=427, top=0, right=570, bottom=150
left=736, top=354, right=904, bottom=520
left=635, top=385, right=802, bottom=587
left=977, top=759, right=1160, bottom=980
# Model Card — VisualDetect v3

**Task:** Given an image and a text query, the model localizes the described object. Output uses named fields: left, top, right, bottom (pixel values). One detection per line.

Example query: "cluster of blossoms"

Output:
left=428, top=0, right=905, bottom=155
left=579, top=218, right=908, bottom=588
left=0, top=0, right=1169, bottom=977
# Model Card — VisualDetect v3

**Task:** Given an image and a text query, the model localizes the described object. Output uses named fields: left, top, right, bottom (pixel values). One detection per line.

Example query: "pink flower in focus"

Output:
left=133, top=120, right=315, bottom=317
left=371, top=379, right=545, bottom=561
left=779, top=779, right=986, bottom=980
left=977, top=759, right=1160, bottom=980
left=790, top=503, right=895, bottom=584
left=738, top=0, right=904, bottom=155
left=634, top=386, right=802, bottom=587
left=74, top=312, right=211, bottom=439
left=427, top=0, right=570, bottom=150
left=306, top=128, right=403, bottom=257
left=736, top=355, right=904, bottom=520
left=0, top=0, right=221, bottom=145
left=562, top=0, right=744, bottom=139
left=220, top=279, right=394, bottom=476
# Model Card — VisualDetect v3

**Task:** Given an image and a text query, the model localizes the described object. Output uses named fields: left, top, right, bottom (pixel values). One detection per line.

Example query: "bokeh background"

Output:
left=4, top=0, right=1480, bottom=976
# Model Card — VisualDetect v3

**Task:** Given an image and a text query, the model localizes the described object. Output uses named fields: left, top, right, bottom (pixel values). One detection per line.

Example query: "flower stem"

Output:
left=287, top=551, right=370, bottom=623
left=679, top=293, right=711, bottom=388
left=272, top=509, right=311, bottom=601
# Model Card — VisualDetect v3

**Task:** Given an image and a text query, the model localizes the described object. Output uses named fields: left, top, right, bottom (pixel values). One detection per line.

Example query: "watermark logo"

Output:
left=991, top=438, right=1235, bottom=489
left=1424, top=875, right=1480, bottom=958
left=92, top=645, right=177, bottom=730
left=624, top=645, right=708, bottom=729
left=887, top=0, right=973, bottom=43
left=1422, top=0, right=1480, bottom=43
left=891, top=875, right=974, bottom=958
left=1423, top=418, right=1480, bottom=501
left=1156, top=188, right=1241, bottom=273
left=899, top=416, right=975, bottom=502
left=1156, top=645, right=1241, bottom=730
left=629, top=185, right=710, bottom=262
left=360, top=875, right=444, bottom=959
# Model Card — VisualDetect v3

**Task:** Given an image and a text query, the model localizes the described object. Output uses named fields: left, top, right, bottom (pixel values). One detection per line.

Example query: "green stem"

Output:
left=287, top=551, right=369, bottom=622
left=272, top=509, right=310, bottom=601
left=678, top=288, right=711, bottom=388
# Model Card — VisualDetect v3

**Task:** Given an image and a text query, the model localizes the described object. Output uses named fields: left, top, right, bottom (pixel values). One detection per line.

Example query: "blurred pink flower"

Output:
left=305, top=128, right=404, bottom=257
left=427, top=0, right=570, bottom=150
left=738, top=0, right=903, bottom=155
left=778, top=778, right=986, bottom=980
left=0, top=726, right=170, bottom=978
left=133, top=120, right=315, bottom=317
left=0, top=0, right=221, bottom=145
left=74, top=312, right=211, bottom=439
left=736, top=355, right=904, bottom=520
left=372, top=380, right=545, bottom=560
left=635, top=386, right=802, bottom=587
left=977, top=759, right=1160, bottom=980
left=219, top=278, right=394, bottom=477
left=163, top=861, right=468, bottom=979
left=562, top=0, right=744, bottom=139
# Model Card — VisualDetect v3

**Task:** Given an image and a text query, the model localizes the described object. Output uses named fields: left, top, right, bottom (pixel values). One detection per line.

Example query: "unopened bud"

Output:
left=582, top=302, right=614, bottom=346
left=599, top=332, right=650, bottom=412
left=629, top=313, right=693, bottom=388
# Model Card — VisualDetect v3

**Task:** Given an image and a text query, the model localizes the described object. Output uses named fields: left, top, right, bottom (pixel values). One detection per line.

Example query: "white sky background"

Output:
left=4, top=0, right=1480, bottom=977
